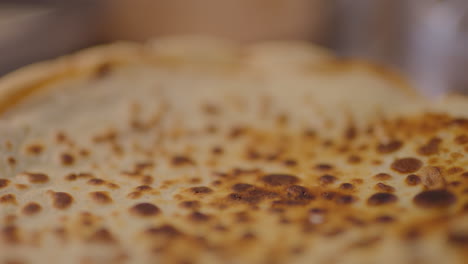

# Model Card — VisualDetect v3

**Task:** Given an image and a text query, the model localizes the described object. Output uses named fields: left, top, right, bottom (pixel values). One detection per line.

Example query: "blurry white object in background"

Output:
left=407, top=0, right=468, bottom=96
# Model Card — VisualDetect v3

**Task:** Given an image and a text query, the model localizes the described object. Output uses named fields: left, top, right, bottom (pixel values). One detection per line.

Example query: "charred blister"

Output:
left=367, top=193, right=397, bottom=206
left=413, top=190, right=456, bottom=208
left=391, top=158, right=423, bottom=173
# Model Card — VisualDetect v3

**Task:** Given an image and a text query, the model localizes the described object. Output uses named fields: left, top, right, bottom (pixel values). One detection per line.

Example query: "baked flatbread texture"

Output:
left=0, top=36, right=466, bottom=264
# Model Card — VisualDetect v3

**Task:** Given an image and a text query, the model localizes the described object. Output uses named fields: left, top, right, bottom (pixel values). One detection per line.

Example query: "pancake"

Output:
left=0, top=36, right=466, bottom=264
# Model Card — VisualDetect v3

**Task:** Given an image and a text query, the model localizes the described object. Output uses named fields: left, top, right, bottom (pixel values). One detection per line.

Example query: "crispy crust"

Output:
left=0, top=36, right=419, bottom=115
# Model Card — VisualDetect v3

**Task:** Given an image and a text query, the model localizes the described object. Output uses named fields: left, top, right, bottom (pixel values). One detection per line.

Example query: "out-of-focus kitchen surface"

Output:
left=0, top=0, right=467, bottom=96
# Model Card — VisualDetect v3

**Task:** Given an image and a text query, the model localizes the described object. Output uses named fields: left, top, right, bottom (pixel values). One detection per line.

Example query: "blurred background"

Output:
left=0, top=0, right=467, bottom=96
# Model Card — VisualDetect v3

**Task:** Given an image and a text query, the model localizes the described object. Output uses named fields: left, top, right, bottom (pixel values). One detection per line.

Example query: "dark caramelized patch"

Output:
left=179, top=200, right=200, bottom=209
left=0, top=179, right=10, bottom=189
left=146, top=225, right=181, bottom=237
left=130, top=203, right=160, bottom=216
left=283, top=159, right=298, bottom=167
left=22, top=202, right=41, bottom=215
left=347, top=155, right=361, bottom=164
left=447, top=231, right=468, bottom=246
left=377, top=140, right=402, bottom=154
left=228, top=187, right=278, bottom=204
left=88, top=228, right=115, bottom=243
left=391, top=158, right=423, bottom=173
left=339, top=183, right=354, bottom=190
left=413, top=190, right=456, bottom=208
left=417, top=137, right=442, bottom=156
left=367, top=193, right=397, bottom=206
left=87, top=178, right=105, bottom=185
left=189, top=186, right=213, bottom=194
left=286, top=185, right=315, bottom=200
left=315, top=164, right=333, bottom=171
left=375, top=183, right=395, bottom=193
left=232, top=183, right=254, bottom=192
left=171, top=156, right=195, bottom=166
left=0, top=194, right=16, bottom=204
left=2, top=225, right=19, bottom=244
left=373, top=173, right=392, bottom=181
left=454, top=134, right=468, bottom=145
left=262, top=174, right=299, bottom=186
left=319, top=174, right=336, bottom=185
left=94, top=63, right=114, bottom=78
left=23, top=172, right=49, bottom=184
left=51, top=192, right=73, bottom=209
left=135, top=185, right=152, bottom=192
left=375, top=215, right=396, bottom=223
left=336, top=195, right=356, bottom=205
left=60, top=153, right=75, bottom=165
left=406, top=174, right=421, bottom=186
left=89, top=192, right=112, bottom=204
left=26, top=144, right=44, bottom=155
left=189, top=211, right=211, bottom=222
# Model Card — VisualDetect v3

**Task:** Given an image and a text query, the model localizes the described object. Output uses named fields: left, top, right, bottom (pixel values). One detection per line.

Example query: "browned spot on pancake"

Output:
left=94, top=63, right=114, bottom=78
left=447, top=167, right=464, bottom=175
left=344, top=126, right=357, bottom=140
left=419, top=166, right=445, bottom=189
left=26, top=144, right=44, bottom=155
left=367, top=193, right=397, bottom=206
left=135, top=185, right=152, bottom=192
left=22, top=202, right=41, bottom=215
left=413, top=190, right=456, bottom=208
left=391, top=158, right=423, bottom=173
left=87, top=178, right=105, bottom=185
left=89, top=192, right=112, bottom=204
left=179, top=200, right=200, bottom=209
left=2, top=225, right=19, bottom=244
left=340, top=183, right=354, bottom=190
left=189, top=186, right=213, bottom=194
left=262, top=174, right=299, bottom=186
left=146, top=225, right=182, bottom=237
left=315, top=163, right=333, bottom=171
left=15, top=184, right=28, bottom=190
left=65, top=173, right=77, bottom=181
left=375, top=215, right=396, bottom=223
left=141, top=175, right=154, bottom=185
left=7, top=156, right=16, bottom=166
left=286, top=185, right=315, bottom=200
left=347, top=155, right=361, bottom=164
left=127, top=192, right=141, bottom=199
left=229, top=126, right=246, bottom=139
left=0, top=194, right=17, bottom=204
left=418, top=137, right=442, bottom=156
left=455, top=134, right=468, bottom=145
left=88, top=228, right=115, bottom=243
left=336, top=195, right=356, bottom=205
left=373, top=173, right=392, bottom=181
left=375, top=183, right=395, bottom=193
left=228, top=187, right=278, bottom=204
left=189, top=211, right=211, bottom=222
left=171, top=155, right=195, bottom=166
left=377, top=140, right=402, bottom=154
left=0, top=179, right=10, bottom=189
left=319, top=174, right=336, bottom=185
left=130, top=203, right=160, bottom=216
left=51, top=192, right=73, bottom=209
left=23, top=172, right=49, bottom=184
left=283, top=159, right=298, bottom=167
left=212, top=146, right=224, bottom=155
left=447, top=231, right=468, bottom=246
left=406, top=174, right=421, bottom=186
left=60, top=153, right=75, bottom=166
left=232, top=183, right=254, bottom=192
